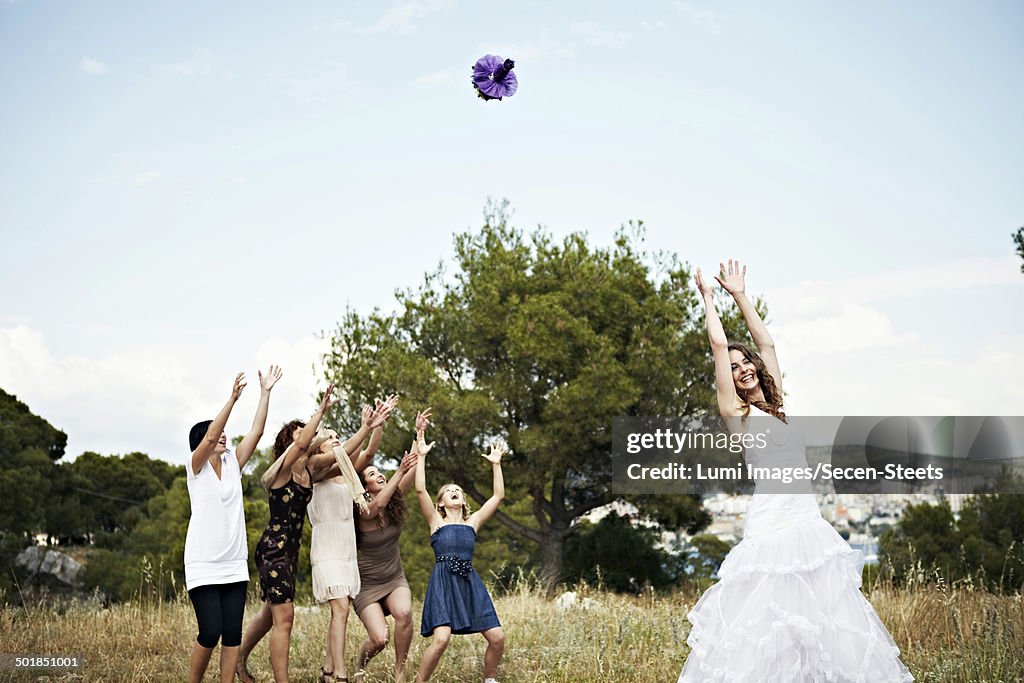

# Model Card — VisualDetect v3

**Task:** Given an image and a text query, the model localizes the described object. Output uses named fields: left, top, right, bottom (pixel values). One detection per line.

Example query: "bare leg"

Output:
left=326, top=597, right=351, bottom=680
left=481, top=627, right=505, bottom=680
left=324, top=603, right=334, bottom=677
left=385, top=588, right=413, bottom=681
left=355, top=603, right=390, bottom=673
left=269, top=602, right=296, bottom=683
left=237, top=601, right=272, bottom=682
left=218, top=645, right=240, bottom=683
left=415, top=626, right=451, bottom=683
left=189, top=642, right=214, bottom=683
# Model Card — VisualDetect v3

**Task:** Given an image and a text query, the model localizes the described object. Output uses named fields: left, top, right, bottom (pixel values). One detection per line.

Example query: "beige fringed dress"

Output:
left=308, top=477, right=361, bottom=603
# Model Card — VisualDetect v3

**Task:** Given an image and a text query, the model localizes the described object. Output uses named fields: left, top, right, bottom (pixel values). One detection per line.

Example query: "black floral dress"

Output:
left=255, top=471, right=313, bottom=604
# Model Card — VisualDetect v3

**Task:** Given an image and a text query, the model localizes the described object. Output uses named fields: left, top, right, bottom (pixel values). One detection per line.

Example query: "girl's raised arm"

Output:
left=469, top=438, right=506, bottom=532
left=414, top=429, right=441, bottom=531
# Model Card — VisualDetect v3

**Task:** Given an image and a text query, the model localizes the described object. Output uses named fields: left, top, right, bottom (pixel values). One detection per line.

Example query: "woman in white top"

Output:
left=184, top=366, right=282, bottom=683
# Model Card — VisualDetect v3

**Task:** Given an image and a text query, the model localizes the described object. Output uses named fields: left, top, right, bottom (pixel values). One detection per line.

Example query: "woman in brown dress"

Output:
left=352, top=409, right=430, bottom=682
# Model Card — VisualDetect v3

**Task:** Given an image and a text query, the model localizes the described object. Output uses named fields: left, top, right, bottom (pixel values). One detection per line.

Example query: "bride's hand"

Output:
left=694, top=268, right=716, bottom=298
left=714, top=259, right=746, bottom=295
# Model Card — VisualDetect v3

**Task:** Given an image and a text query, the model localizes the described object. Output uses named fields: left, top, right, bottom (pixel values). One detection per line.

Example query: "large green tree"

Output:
left=321, top=203, right=754, bottom=588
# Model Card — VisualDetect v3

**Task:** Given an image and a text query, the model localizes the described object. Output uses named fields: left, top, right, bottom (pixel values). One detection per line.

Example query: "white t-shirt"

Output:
left=184, top=451, right=249, bottom=591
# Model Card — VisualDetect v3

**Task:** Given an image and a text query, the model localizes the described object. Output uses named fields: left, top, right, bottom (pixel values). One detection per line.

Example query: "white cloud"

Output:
left=674, top=2, right=726, bottom=35
left=79, top=57, right=109, bottom=75
left=773, top=302, right=917, bottom=355
left=364, top=0, right=453, bottom=35
left=758, top=256, right=1024, bottom=415
left=0, top=326, right=330, bottom=466
left=766, top=255, right=1020, bottom=317
left=569, top=22, right=631, bottom=48
left=779, top=333, right=1024, bottom=416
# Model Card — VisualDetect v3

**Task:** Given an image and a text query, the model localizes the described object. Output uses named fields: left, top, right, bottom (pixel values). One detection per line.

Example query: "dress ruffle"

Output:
left=679, top=513, right=913, bottom=683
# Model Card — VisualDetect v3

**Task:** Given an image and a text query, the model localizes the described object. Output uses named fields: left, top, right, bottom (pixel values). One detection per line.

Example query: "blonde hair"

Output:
left=434, top=484, right=470, bottom=520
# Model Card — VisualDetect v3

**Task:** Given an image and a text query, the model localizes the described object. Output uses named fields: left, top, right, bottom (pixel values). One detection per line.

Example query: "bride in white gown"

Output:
left=678, top=260, right=913, bottom=683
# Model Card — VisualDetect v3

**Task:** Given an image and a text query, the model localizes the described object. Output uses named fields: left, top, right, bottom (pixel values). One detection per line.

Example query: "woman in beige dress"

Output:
left=307, top=398, right=403, bottom=683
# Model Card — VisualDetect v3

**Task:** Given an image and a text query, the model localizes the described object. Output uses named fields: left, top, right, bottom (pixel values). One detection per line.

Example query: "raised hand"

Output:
left=230, top=372, right=247, bottom=401
left=694, top=268, right=717, bottom=298
left=368, top=396, right=396, bottom=429
left=415, top=429, right=435, bottom=456
left=415, top=407, right=432, bottom=432
left=399, top=450, right=418, bottom=474
left=714, top=259, right=747, bottom=295
left=481, top=437, right=508, bottom=465
left=259, top=365, right=283, bottom=392
left=319, top=383, right=338, bottom=413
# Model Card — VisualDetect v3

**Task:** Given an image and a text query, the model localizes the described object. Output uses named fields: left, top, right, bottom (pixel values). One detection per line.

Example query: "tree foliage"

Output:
left=1014, top=226, right=1024, bottom=273
left=564, top=512, right=683, bottom=593
left=321, top=202, right=754, bottom=587
left=879, top=485, right=1024, bottom=591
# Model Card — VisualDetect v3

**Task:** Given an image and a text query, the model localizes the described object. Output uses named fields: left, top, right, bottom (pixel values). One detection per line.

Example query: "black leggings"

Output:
left=188, top=581, right=248, bottom=648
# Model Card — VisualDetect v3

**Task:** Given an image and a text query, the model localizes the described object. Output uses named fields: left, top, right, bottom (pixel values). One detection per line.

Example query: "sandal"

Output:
left=318, top=668, right=336, bottom=683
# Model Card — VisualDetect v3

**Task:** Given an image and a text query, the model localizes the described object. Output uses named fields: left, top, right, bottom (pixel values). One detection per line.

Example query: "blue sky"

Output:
left=1, top=1, right=1022, bottom=464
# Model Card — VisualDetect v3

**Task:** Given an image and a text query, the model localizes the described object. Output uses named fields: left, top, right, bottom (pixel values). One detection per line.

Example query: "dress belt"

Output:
left=436, top=555, right=473, bottom=576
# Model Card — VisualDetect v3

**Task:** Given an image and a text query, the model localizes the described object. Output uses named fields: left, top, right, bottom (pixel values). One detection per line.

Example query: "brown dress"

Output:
left=353, top=521, right=408, bottom=615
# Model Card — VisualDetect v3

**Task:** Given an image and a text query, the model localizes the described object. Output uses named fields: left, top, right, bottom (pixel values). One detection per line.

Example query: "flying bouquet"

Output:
left=471, top=54, right=517, bottom=101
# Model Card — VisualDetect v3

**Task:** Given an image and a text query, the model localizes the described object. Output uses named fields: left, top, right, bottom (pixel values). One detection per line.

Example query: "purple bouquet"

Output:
left=472, top=54, right=517, bottom=101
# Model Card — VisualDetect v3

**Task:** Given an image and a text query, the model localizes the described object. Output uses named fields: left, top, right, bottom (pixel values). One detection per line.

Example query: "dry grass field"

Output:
left=1, top=577, right=1022, bottom=682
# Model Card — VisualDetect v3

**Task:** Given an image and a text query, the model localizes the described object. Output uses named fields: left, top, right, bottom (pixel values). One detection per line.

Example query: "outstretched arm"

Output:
left=469, top=438, right=506, bottom=532
left=696, top=269, right=742, bottom=417
left=272, top=384, right=337, bottom=488
left=350, top=395, right=396, bottom=470
left=414, top=429, right=441, bottom=531
left=235, top=365, right=283, bottom=469
left=399, top=407, right=431, bottom=493
left=716, top=259, right=782, bottom=388
left=360, top=451, right=417, bottom=518
left=191, top=373, right=245, bottom=476
left=340, top=395, right=396, bottom=471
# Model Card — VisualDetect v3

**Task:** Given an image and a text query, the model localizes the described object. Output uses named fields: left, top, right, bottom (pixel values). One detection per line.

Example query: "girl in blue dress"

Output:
left=413, top=420, right=507, bottom=683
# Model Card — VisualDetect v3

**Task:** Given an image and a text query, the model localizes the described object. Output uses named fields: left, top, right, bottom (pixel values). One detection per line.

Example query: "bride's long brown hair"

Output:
left=728, top=342, right=786, bottom=423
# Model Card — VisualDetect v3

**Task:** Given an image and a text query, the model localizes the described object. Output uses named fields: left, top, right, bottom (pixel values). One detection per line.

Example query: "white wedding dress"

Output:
left=678, top=407, right=913, bottom=682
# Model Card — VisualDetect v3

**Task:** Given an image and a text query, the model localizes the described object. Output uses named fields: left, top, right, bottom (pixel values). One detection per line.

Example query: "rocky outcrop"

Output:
left=15, top=546, right=82, bottom=586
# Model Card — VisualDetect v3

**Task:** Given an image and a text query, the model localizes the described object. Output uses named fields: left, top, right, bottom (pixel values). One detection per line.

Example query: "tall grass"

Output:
left=1, top=573, right=1021, bottom=682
